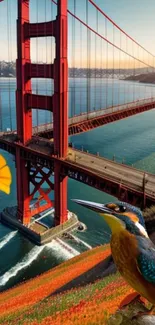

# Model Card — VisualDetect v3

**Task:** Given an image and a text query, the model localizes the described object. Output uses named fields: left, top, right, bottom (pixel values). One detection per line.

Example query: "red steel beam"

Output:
left=25, top=63, right=54, bottom=79
left=24, top=20, right=56, bottom=38
left=27, top=94, right=54, bottom=111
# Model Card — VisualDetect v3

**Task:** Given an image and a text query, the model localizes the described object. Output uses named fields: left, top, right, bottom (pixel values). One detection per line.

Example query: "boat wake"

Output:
left=0, top=238, right=80, bottom=287
left=0, top=245, right=43, bottom=287
left=46, top=238, right=80, bottom=259
left=70, top=234, right=92, bottom=249
left=0, top=231, right=17, bottom=250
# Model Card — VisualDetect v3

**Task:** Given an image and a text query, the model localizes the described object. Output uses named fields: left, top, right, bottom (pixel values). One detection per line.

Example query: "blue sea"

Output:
left=0, top=77, right=155, bottom=291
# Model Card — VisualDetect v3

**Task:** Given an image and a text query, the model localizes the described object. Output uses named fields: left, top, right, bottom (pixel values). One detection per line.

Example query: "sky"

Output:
left=0, top=0, right=155, bottom=69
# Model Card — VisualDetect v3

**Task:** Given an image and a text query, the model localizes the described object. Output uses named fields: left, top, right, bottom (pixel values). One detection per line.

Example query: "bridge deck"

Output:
left=0, top=133, right=155, bottom=206
left=33, top=97, right=155, bottom=136
left=67, top=148, right=155, bottom=199
left=1, top=97, right=155, bottom=138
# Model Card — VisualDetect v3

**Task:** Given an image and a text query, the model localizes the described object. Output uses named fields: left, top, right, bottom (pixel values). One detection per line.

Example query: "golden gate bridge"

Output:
left=0, top=0, right=155, bottom=239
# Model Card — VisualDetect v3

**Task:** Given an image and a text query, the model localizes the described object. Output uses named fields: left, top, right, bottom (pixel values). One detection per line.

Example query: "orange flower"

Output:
left=0, top=244, right=111, bottom=319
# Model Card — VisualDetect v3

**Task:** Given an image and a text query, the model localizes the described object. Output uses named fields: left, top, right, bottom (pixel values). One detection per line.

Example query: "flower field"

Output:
left=0, top=244, right=138, bottom=325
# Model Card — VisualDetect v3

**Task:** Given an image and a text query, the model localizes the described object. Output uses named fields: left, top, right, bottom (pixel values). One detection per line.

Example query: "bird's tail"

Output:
left=0, top=155, right=12, bottom=194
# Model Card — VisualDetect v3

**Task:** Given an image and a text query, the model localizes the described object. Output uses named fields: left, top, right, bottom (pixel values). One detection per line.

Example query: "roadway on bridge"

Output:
left=67, top=148, right=155, bottom=198
left=0, top=132, right=155, bottom=200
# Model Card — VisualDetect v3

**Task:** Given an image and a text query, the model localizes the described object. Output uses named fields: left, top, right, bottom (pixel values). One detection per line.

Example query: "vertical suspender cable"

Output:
left=94, top=9, right=97, bottom=111
left=72, top=0, right=75, bottom=117
left=71, top=1, right=75, bottom=117
left=45, top=0, right=48, bottom=130
left=112, top=24, right=114, bottom=108
left=9, top=0, right=13, bottom=130
left=89, top=28, right=91, bottom=112
left=100, top=34, right=102, bottom=109
left=51, top=0, right=53, bottom=124
left=154, top=57, right=155, bottom=99
left=123, top=36, right=125, bottom=104
left=71, top=13, right=73, bottom=117
left=74, top=0, right=76, bottom=116
left=125, top=35, right=127, bottom=104
left=127, top=38, right=129, bottom=105
left=132, top=42, right=135, bottom=102
left=105, top=17, right=108, bottom=108
left=147, top=53, right=149, bottom=98
left=80, top=22, right=82, bottom=115
left=118, top=30, right=121, bottom=107
left=87, top=29, right=90, bottom=114
left=0, top=61, right=1, bottom=131
left=36, top=0, right=39, bottom=131
left=138, top=45, right=140, bottom=100
left=151, top=53, right=153, bottom=99
left=86, top=0, right=90, bottom=116
left=0, top=7, right=2, bottom=131
left=7, top=0, right=12, bottom=130
left=29, top=0, right=32, bottom=133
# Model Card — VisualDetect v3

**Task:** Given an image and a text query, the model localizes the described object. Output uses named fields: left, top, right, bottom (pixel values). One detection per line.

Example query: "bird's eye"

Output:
left=119, top=206, right=126, bottom=212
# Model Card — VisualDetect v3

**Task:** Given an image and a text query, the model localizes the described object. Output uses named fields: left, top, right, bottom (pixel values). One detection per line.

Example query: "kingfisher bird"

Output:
left=73, top=199, right=155, bottom=316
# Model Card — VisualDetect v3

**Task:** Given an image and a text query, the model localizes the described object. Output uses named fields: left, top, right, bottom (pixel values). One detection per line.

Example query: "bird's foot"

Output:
left=132, top=305, right=155, bottom=320
left=119, top=292, right=145, bottom=309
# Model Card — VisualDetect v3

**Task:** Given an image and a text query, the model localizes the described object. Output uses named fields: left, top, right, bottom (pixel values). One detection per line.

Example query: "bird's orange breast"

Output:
left=111, top=230, right=139, bottom=283
left=110, top=230, right=155, bottom=304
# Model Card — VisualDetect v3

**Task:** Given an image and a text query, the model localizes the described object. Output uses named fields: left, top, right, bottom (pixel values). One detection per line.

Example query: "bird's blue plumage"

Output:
left=136, top=235, right=155, bottom=284
left=113, top=214, right=146, bottom=237
left=114, top=201, right=146, bottom=228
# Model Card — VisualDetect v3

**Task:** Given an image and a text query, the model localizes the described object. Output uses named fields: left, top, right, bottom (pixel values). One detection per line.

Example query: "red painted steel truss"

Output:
left=33, top=99, right=155, bottom=139
left=17, top=163, right=54, bottom=223
left=0, top=136, right=155, bottom=210
left=69, top=101, right=155, bottom=135
left=61, top=161, right=154, bottom=209
left=28, top=164, right=54, bottom=217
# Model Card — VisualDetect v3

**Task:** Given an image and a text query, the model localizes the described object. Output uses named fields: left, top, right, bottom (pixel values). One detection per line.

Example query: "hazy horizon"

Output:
left=0, top=0, right=155, bottom=69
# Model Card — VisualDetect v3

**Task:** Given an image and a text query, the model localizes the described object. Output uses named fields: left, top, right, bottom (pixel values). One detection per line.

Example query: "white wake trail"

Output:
left=0, top=245, right=43, bottom=286
left=70, top=234, right=92, bottom=249
left=0, top=238, right=80, bottom=287
left=0, top=231, right=17, bottom=250
left=46, top=238, right=80, bottom=260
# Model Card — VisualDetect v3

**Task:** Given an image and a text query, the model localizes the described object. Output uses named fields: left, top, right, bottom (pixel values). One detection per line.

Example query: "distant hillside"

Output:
left=0, top=61, right=154, bottom=79
left=124, top=72, right=155, bottom=84
left=0, top=61, right=16, bottom=77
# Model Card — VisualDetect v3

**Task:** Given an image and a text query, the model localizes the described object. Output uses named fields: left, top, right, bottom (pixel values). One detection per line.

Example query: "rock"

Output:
left=137, top=316, right=155, bottom=325
left=107, top=300, right=155, bottom=325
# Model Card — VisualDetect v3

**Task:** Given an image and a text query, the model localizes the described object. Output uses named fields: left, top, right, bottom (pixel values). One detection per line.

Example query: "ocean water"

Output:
left=0, top=77, right=155, bottom=291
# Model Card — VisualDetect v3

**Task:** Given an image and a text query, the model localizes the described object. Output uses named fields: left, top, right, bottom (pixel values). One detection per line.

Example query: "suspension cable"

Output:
left=51, top=0, right=155, bottom=70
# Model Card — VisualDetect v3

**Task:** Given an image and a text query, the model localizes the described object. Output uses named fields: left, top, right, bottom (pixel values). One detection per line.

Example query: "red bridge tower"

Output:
left=16, top=0, right=68, bottom=225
